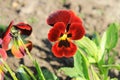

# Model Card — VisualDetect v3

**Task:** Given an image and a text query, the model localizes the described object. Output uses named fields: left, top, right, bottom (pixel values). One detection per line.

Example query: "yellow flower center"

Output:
left=11, top=27, right=20, bottom=38
left=60, top=34, right=68, bottom=40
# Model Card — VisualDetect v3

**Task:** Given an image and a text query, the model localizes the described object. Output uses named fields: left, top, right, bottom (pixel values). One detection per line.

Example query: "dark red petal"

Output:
left=0, top=48, right=7, bottom=61
left=25, top=41, right=33, bottom=52
left=14, top=23, right=32, bottom=36
left=2, top=21, right=14, bottom=38
left=48, top=22, right=66, bottom=42
left=47, top=10, right=71, bottom=26
left=1, top=21, right=13, bottom=50
left=69, top=10, right=82, bottom=23
left=2, top=35, right=12, bottom=50
left=68, top=23, right=85, bottom=40
left=52, top=41, right=77, bottom=58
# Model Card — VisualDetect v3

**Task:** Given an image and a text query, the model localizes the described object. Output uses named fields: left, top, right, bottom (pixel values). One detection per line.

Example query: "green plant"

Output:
left=60, top=23, right=120, bottom=80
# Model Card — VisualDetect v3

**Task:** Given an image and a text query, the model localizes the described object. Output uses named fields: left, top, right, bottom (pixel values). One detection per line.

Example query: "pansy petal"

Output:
left=69, top=10, right=82, bottom=23
left=2, top=35, right=12, bottom=50
left=11, top=44, right=25, bottom=58
left=63, top=42, right=77, bottom=58
left=2, top=21, right=13, bottom=50
left=52, top=42, right=64, bottom=57
left=2, top=21, right=13, bottom=38
left=1, top=21, right=14, bottom=50
left=24, top=41, right=33, bottom=52
left=11, top=40, right=32, bottom=58
left=0, top=48, right=7, bottom=61
left=68, top=23, right=85, bottom=40
left=14, top=23, right=32, bottom=36
left=52, top=41, right=77, bottom=58
left=48, top=22, right=66, bottom=42
left=47, top=10, right=71, bottom=26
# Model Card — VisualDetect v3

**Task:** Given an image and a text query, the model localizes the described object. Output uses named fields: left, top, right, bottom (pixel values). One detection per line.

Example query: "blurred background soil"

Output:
left=0, top=0, right=120, bottom=79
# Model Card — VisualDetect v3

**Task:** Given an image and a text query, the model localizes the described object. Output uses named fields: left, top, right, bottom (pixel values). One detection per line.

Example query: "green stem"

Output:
left=19, top=38, right=33, bottom=61
left=103, top=50, right=110, bottom=80
left=97, top=50, right=109, bottom=80
left=77, top=48, right=90, bottom=80
left=90, top=65, right=100, bottom=80
left=1, top=60, right=18, bottom=80
left=19, top=37, right=45, bottom=80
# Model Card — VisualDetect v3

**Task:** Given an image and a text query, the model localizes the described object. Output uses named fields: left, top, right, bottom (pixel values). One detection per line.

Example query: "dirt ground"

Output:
left=0, top=0, right=120, bottom=80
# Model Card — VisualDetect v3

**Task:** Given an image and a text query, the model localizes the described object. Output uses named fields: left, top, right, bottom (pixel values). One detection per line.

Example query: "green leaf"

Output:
left=102, top=64, right=120, bottom=70
left=74, top=49, right=90, bottom=80
left=113, top=22, right=120, bottom=31
left=98, top=31, right=106, bottom=61
left=59, top=67, right=83, bottom=78
left=76, top=36, right=98, bottom=63
left=110, top=78, right=118, bottom=80
left=105, top=23, right=119, bottom=50
left=90, top=66, right=100, bottom=80
left=74, top=50, right=83, bottom=73
left=98, top=23, right=119, bottom=61
left=16, top=67, right=31, bottom=80
left=4, top=74, right=12, bottom=80
left=92, top=32, right=101, bottom=46
left=33, top=60, right=45, bottom=80
left=42, top=68, right=58, bottom=80
left=75, top=77, right=87, bottom=80
left=59, top=49, right=89, bottom=79
left=21, top=65, right=37, bottom=80
left=108, top=50, right=118, bottom=64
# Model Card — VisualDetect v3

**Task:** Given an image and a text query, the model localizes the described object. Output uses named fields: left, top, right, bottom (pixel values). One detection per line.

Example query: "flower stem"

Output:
left=19, top=37, right=45, bottom=80
left=1, top=59, right=18, bottom=80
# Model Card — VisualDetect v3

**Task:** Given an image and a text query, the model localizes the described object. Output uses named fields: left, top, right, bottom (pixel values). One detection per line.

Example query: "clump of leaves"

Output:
left=60, top=23, right=120, bottom=80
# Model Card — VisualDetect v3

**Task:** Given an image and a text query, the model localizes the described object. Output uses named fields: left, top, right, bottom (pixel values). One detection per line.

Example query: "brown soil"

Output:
left=0, top=0, right=120, bottom=80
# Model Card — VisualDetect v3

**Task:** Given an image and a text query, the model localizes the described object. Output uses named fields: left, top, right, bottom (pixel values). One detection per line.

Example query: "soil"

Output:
left=0, top=0, right=120, bottom=80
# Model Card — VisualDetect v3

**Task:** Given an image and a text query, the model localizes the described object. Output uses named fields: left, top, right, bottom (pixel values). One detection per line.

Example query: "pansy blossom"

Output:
left=1, top=21, right=32, bottom=58
left=47, top=10, right=85, bottom=58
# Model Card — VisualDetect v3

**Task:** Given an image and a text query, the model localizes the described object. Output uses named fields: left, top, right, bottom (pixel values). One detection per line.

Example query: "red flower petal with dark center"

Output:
left=0, top=48, right=7, bottom=61
left=14, top=23, right=32, bottom=36
left=69, top=10, right=82, bottom=23
left=47, top=10, right=71, bottom=26
left=48, top=22, right=66, bottom=42
left=11, top=40, right=32, bottom=58
left=68, top=23, right=85, bottom=40
left=52, top=41, right=77, bottom=58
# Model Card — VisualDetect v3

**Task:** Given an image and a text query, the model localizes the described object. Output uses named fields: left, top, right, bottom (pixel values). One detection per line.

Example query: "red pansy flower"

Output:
left=1, top=21, right=32, bottom=58
left=47, top=10, right=85, bottom=58
left=47, top=10, right=82, bottom=26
